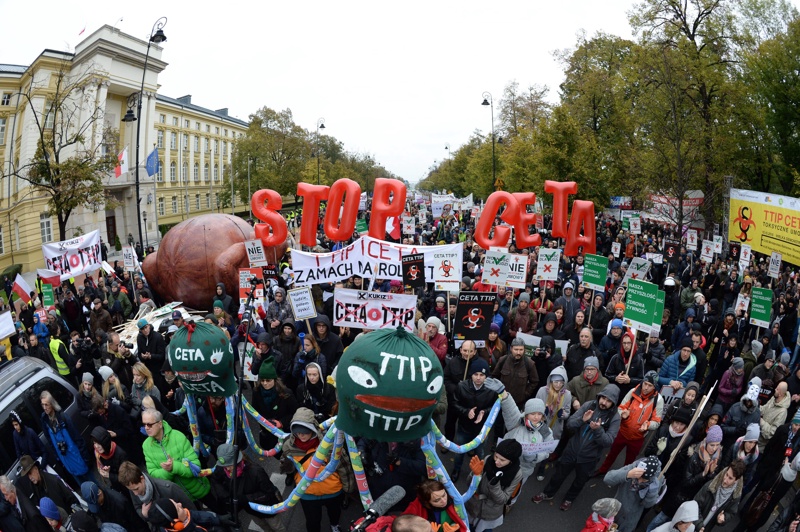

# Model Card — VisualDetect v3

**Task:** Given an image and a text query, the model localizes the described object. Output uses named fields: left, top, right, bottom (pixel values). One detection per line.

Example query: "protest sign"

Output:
left=42, top=230, right=102, bottom=281
left=431, top=194, right=455, bottom=218
left=663, top=239, right=680, bottom=266
left=122, top=245, right=136, bottom=271
left=646, top=253, right=663, bottom=265
left=244, top=239, right=268, bottom=267
left=686, top=229, right=698, bottom=251
left=433, top=248, right=462, bottom=293
left=402, top=216, right=415, bottom=235
left=505, top=254, right=528, bottom=289
left=332, top=288, right=416, bottom=330
left=583, top=254, right=609, bottom=292
left=42, top=284, right=55, bottom=309
left=630, top=216, right=642, bottom=234
left=621, top=257, right=651, bottom=287
left=498, top=437, right=559, bottom=457
left=712, top=235, right=723, bottom=254
left=238, top=268, right=264, bottom=305
left=535, top=249, right=561, bottom=281
left=483, top=250, right=510, bottom=285
left=261, top=265, right=279, bottom=281
left=735, top=294, right=750, bottom=316
left=728, top=242, right=741, bottom=262
left=749, top=287, right=773, bottom=328
left=287, top=286, right=317, bottom=320
left=624, top=279, right=658, bottom=331
left=660, top=386, right=686, bottom=408
left=516, top=331, right=541, bottom=358
left=611, top=242, right=621, bottom=257
left=241, top=343, right=257, bottom=382
left=402, top=253, right=426, bottom=288
left=452, top=292, right=496, bottom=341
left=359, top=192, right=368, bottom=211
left=291, top=236, right=462, bottom=286
left=769, top=252, right=782, bottom=279
left=700, top=240, right=715, bottom=262
left=651, top=290, right=665, bottom=335
left=739, top=243, right=752, bottom=272
left=355, top=219, right=369, bottom=235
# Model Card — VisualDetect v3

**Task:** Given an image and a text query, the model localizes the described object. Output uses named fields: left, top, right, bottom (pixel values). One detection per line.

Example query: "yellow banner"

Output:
left=729, top=188, right=800, bottom=266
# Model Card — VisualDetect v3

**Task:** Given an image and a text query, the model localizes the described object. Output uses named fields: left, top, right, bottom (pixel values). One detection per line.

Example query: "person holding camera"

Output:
left=106, top=282, right=132, bottom=326
left=136, top=319, right=166, bottom=389
left=40, top=391, right=93, bottom=486
left=70, top=331, right=100, bottom=383
left=101, top=332, right=136, bottom=389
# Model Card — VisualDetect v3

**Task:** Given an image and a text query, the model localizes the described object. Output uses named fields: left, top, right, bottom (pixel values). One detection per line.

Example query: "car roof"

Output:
left=0, top=357, right=52, bottom=407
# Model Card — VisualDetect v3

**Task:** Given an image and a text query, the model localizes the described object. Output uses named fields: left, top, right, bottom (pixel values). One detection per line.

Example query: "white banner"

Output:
left=769, top=252, right=782, bottom=279
left=686, top=229, right=698, bottom=251
left=630, top=216, right=641, bottom=234
left=454, top=193, right=474, bottom=211
left=122, top=245, right=137, bottom=272
left=332, top=288, right=417, bottom=331
left=359, top=192, right=368, bottom=211
left=700, top=240, right=715, bottom=262
left=611, top=242, right=621, bottom=257
left=712, top=235, right=723, bottom=254
left=287, top=286, right=317, bottom=320
left=431, top=193, right=456, bottom=218
left=245, top=239, right=268, bottom=267
left=621, top=257, right=651, bottom=286
left=402, top=216, right=415, bottom=236
left=42, top=230, right=102, bottom=281
left=291, top=236, right=462, bottom=286
left=535, top=249, right=561, bottom=281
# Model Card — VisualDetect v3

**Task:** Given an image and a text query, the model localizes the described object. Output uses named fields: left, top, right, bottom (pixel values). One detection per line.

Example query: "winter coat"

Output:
left=404, top=497, right=467, bottom=532
left=589, top=305, right=612, bottom=345
left=562, top=385, right=621, bottom=464
left=660, top=443, right=721, bottom=517
left=106, top=289, right=132, bottom=318
left=426, top=330, right=449, bottom=363
left=91, top=426, right=130, bottom=493
left=597, top=331, right=622, bottom=371
left=443, top=356, right=471, bottom=397
left=492, top=353, right=539, bottom=407
left=273, top=320, right=301, bottom=374
left=143, top=420, right=210, bottom=501
left=604, top=462, right=665, bottom=532
left=356, top=439, right=426, bottom=510
left=643, top=340, right=667, bottom=373
left=93, top=483, right=146, bottom=529
left=535, top=366, right=572, bottom=440
left=646, top=422, right=689, bottom=471
left=759, top=392, right=791, bottom=451
left=266, top=288, right=294, bottom=329
left=453, top=380, right=498, bottom=437
left=13, top=425, right=48, bottom=467
left=716, top=369, right=745, bottom=406
left=500, top=395, right=553, bottom=479
left=210, top=461, right=281, bottom=517
left=136, top=329, right=166, bottom=380
left=693, top=469, right=743, bottom=529
left=313, top=315, right=345, bottom=369
left=213, top=282, right=237, bottom=319
left=252, top=383, right=299, bottom=449
left=604, top=332, right=644, bottom=398
left=464, top=456, right=523, bottom=522
left=657, top=352, right=697, bottom=388
left=128, top=473, right=197, bottom=525
left=15, top=465, right=79, bottom=511
left=672, top=309, right=696, bottom=347
left=720, top=396, right=761, bottom=446
left=296, top=362, right=336, bottom=421
left=565, top=342, right=600, bottom=381
left=567, top=373, right=610, bottom=407
left=617, top=385, right=664, bottom=441
left=41, top=410, right=90, bottom=478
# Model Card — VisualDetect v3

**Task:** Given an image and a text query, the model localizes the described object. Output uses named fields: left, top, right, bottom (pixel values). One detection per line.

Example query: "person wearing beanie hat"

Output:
left=39, top=496, right=63, bottom=525
left=583, top=498, right=622, bottom=531
left=464, top=438, right=523, bottom=530
left=663, top=381, right=700, bottom=427
left=718, top=381, right=762, bottom=449
left=598, top=319, right=625, bottom=369
left=494, top=336, right=539, bottom=408
left=479, top=321, right=507, bottom=370
left=603, top=455, right=664, bottom=532
left=657, top=338, right=698, bottom=393
left=508, top=292, right=536, bottom=341
left=715, top=357, right=746, bottom=412
left=499, top=393, right=554, bottom=497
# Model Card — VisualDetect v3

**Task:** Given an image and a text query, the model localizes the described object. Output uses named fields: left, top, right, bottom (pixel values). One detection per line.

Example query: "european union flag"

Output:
left=145, top=148, right=160, bottom=177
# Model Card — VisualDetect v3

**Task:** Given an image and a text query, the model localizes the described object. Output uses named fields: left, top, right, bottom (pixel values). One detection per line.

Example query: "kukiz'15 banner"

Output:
left=42, top=230, right=102, bottom=281
left=453, top=292, right=496, bottom=341
left=729, top=188, right=800, bottom=267
left=332, top=288, right=417, bottom=331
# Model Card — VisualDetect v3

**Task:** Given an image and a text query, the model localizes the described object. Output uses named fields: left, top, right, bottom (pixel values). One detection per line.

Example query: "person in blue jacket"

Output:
left=10, top=410, right=48, bottom=468
left=658, top=338, right=697, bottom=395
left=40, top=391, right=93, bottom=486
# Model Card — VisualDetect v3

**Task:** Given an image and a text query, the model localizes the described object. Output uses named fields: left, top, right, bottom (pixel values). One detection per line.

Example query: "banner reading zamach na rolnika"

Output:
left=42, top=230, right=102, bottom=281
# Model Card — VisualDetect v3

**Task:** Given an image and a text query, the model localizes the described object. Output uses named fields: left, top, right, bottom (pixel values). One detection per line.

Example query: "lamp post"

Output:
left=481, top=92, right=496, bottom=190
left=247, top=158, right=251, bottom=220
left=142, top=211, right=149, bottom=248
left=316, top=118, right=325, bottom=185
left=131, top=18, right=167, bottom=251
left=445, top=143, right=451, bottom=167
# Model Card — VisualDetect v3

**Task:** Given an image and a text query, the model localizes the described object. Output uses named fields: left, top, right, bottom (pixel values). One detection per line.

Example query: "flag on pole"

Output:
left=79, top=26, right=86, bottom=36
left=386, top=216, right=401, bottom=240
left=146, top=147, right=160, bottom=177
left=12, top=274, right=33, bottom=304
left=36, top=269, right=61, bottom=286
left=114, top=148, right=129, bottom=178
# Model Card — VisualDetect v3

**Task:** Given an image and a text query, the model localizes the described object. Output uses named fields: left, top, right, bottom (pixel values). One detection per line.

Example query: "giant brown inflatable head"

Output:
left=142, top=214, right=288, bottom=310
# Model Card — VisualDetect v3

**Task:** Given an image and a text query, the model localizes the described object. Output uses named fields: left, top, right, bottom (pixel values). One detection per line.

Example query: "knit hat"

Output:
left=9, top=410, right=22, bottom=425
left=706, top=425, right=723, bottom=443
left=82, top=372, right=94, bottom=385
left=39, top=497, right=60, bottom=520
left=69, top=511, right=99, bottom=532
left=258, top=355, right=278, bottom=380
left=435, top=296, right=446, bottom=303
left=489, top=323, right=501, bottom=334
left=792, top=411, right=800, bottom=425
left=584, top=356, right=600, bottom=369
left=731, top=357, right=744, bottom=371
left=519, top=293, right=531, bottom=304
left=781, top=352, right=791, bottom=366
left=643, top=371, right=659, bottom=386
left=614, top=302, right=626, bottom=312
left=213, top=300, right=224, bottom=309
left=671, top=407, right=692, bottom=426
left=680, top=337, right=694, bottom=349
left=510, top=337, right=526, bottom=347
left=495, top=438, right=523, bottom=462
left=137, top=318, right=149, bottom=329
left=637, top=456, right=661, bottom=479
left=523, top=398, right=546, bottom=416
left=148, top=498, right=180, bottom=528
left=563, top=281, right=574, bottom=291
left=216, top=443, right=242, bottom=467
left=97, top=366, right=113, bottom=382
left=469, top=358, right=490, bottom=376
left=744, top=423, right=760, bottom=442
left=426, top=316, right=442, bottom=330
left=685, top=381, right=700, bottom=395
left=241, top=311, right=251, bottom=322
left=610, top=318, right=624, bottom=330
left=167, top=325, right=179, bottom=334
left=591, top=498, right=622, bottom=519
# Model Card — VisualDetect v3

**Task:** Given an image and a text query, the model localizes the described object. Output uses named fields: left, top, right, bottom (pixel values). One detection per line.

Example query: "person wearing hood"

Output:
left=493, top=337, right=539, bottom=408
left=604, top=330, right=645, bottom=398
left=719, top=383, right=761, bottom=449
left=533, top=384, right=621, bottom=511
left=664, top=381, right=701, bottom=427
left=266, top=287, right=294, bottom=335
left=532, top=366, right=571, bottom=480
left=589, top=293, right=612, bottom=346
left=423, top=316, right=448, bottom=363
left=118, top=460, right=196, bottom=526
left=312, top=315, right=344, bottom=370
left=566, top=326, right=601, bottom=380
left=555, top=281, right=582, bottom=330
left=580, top=497, right=622, bottom=532
left=715, top=356, right=746, bottom=411
left=500, top=394, right=554, bottom=502
left=274, top=319, right=301, bottom=382
left=643, top=333, right=668, bottom=374
left=465, top=439, right=523, bottom=532
left=695, top=460, right=746, bottom=532
left=597, top=371, right=663, bottom=476
left=658, top=338, right=697, bottom=391
left=645, top=404, right=693, bottom=480
left=531, top=335, right=561, bottom=392
left=91, top=426, right=130, bottom=493
left=535, top=311, right=565, bottom=342
left=295, top=361, right=334, bottom=423
left=759, top=381, right=791, bottom=452
left=280, top=408, right=353, bottom=532
left=81, top=480, right=146, bottom=530
left=702, top=298, right=722, bottom=340
left=672, top=307, right=697, bottom=349
left=213, top=282, right=237, bottom=321
left=597, top=319, right=624, bottom=372
left=292, top=334, right=327, bottom=381
left=250, top=331, right=285, bottom=384
left=14, top=455, right=78, bottom=515
left=508, top=292, right=536, bottom=340
left=603, top=456, right=665, bottom=532
left=253, top=355, right=298, bottom=451
left=750, top=340, right=774, bottom=382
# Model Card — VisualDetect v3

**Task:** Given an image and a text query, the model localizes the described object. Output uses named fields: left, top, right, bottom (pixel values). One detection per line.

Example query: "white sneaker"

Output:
left=331, top=526, right=342, bottom=532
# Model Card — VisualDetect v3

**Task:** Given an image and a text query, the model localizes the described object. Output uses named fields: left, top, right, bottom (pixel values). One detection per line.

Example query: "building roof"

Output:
left=0, top=64, right=27, bottom=74
left=156, top=94, right=248, bottom=128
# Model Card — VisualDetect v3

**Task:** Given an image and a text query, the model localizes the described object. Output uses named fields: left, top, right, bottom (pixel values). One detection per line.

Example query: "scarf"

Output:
left=668, top=426, right=686, bottom=438
left=698, top=441, right=721, bottom=464
left=223, top=461, right=247, bottom=478
left=482, top=455, right=520, bottom=489
left=97, top=441, right=116, bottom=460
left=259, top=387, right=278, bottom=408
left=136, top=475, right=155, bottom=503
left=583, top=370, right=599, bottom=386
left=294, top=436, right=319, bottom=453
left=705, top=481, right=735, bottom=526
left=164, top=374, right=176, bottom=385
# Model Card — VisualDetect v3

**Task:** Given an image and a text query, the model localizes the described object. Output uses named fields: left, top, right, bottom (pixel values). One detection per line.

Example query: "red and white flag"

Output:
left=386, top=216, right=401, bottom=240
left=114, top=148, right=128, bottom=178
left=36, top=269, right=61, bottom=286
left=12, top=274, right=33, bottom=304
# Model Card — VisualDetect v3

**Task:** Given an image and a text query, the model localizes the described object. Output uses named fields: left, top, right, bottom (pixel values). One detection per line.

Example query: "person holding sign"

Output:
left=604, top=332, right=645, bottom=398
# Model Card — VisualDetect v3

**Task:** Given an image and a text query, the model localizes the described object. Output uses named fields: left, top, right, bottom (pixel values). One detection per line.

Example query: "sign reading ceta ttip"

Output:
left=332, top=288, right=417, bottom=331
left=247, top=178, right=596, bottom=259
left=749, top=287, right=773, bottom=328
left=583, top=254, right=609, bottom=291
left=624, top=279, right=658, bottom=332
left=729, top=188, right=800, bottom=267
left=42, top=230, right=102, bottom=281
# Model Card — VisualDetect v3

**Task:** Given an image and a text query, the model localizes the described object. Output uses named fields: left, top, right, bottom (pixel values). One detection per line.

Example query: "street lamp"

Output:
left=481, top=92, right=497, bottom=190
left=132, top=17, right=167, bottom=251
left=142, top=211, right=149, bottom=248
left=316, top=118, right=325, bottom=185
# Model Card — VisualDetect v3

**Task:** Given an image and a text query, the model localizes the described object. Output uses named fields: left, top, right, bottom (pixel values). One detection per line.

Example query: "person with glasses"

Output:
left=141, top=408, right=211, bottom=506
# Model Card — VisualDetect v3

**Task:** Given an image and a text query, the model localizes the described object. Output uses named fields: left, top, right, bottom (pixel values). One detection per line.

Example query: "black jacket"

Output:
left=210, top=461, right=281, bottom=518
left=313, top=315, right=344, bottom=370
left=453, top=381, right=498, bottom=437
left=93, top=485, right=146, bottom=529
left=15, top=466, right=79, bottom=511
left=443, top=356, right=471, bottom=397
left=561, top=385, right=621, bottom=464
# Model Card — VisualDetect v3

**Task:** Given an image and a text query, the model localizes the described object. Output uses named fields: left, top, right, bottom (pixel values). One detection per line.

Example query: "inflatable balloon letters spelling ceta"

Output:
left=249, top=177, right=596, bottom=256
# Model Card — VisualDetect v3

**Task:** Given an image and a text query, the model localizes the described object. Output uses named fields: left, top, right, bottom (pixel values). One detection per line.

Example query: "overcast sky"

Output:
left=4, top=1, right=795, bottom=185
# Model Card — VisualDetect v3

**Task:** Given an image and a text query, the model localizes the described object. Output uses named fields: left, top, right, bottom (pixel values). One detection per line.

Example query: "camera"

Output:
left=57, top=441, right=68, bottom=455
left=120, top=341, right=134, bottom=349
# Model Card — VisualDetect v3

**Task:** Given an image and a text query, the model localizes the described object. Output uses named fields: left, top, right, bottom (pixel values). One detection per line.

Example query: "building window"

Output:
left=1, top=93, right=11, bottom=106
left=14, top=220, right=19, bottom=251
left=215, top=127, right=219, bottom=134
left=170, top=132, right=176, bottom=149
left=206, top=193, right=211, bottom=208
left=181, top=162, right=188, bottom=182
left=195, top=121, right=201, bottom=130
left=172, top=117, right=179, bottom=126
left=171, top=196, right=177, bottom=213
left=194, top=135, right=199, bottom=151
left=195, top=194, right=200, bottom=210
left=214, top=140, right=218, bottom=152
left=158, top=197, right=165, bottom=216
left=0, top=225, right=5, bottom=255
left=156, top=159, right=164, bottom=182
left=213, top=164, right=219, bottom=182
left=43, top=100, right=55, bottom=129
left=193, top=162, right=199, bottom=182
left=39, top=214, right=52, bottom=243
left=206, top=124, right=210, bottom=132
left=159, top=114, right=166, bottom=124
left=183, top=134, right=188, bottom=150
left=204, top=138, right=209, bottom=152
left=224, top=129, right=228, bottom=137
left=170, top=161, right=176, bottom=182
left=184, top=119, right=189, bottom=128
left=157, top=130, right=164, bottom=149
left=0, top=118, right=5, bottom=145
left=204, top=163, right=209, bottom=182
left=222, top=142, right=227, bottom=156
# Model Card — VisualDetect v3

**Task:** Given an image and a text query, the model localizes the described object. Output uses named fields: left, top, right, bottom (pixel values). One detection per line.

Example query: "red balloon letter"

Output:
left=324, top=179, right=361, bottom=241
left=563, top=200, right=597, bottom=256
left=544, top=181, right=577, bottom=239
left=297, top=183, right=330, bottom=247
left=369, top=178, right=407, bottom=239
left=251, top=189, right=287, bottom=247
left=512, top=192, right=542, bottom=249
left=474, top=192, right=520, bottom=250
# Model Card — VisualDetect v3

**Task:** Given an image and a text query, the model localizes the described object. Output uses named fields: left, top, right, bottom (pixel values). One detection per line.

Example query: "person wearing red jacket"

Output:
left=402, top=479, right=467, bottom=532
left=423, top=316, right=448, bottom=363
left=581, top=498, right=621, bottom=532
